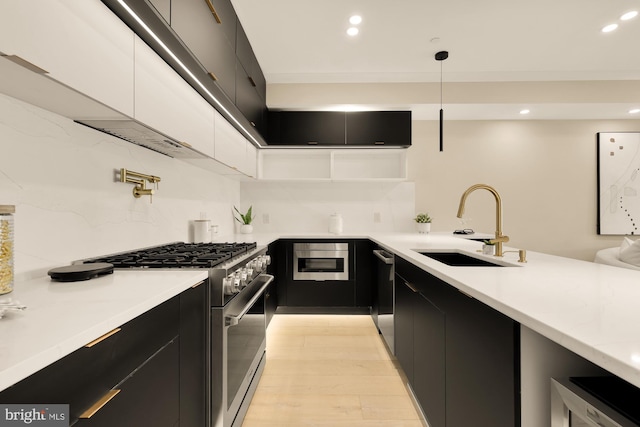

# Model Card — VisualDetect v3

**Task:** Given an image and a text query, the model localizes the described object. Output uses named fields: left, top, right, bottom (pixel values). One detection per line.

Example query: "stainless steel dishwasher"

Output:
left=372, top=248, right=395, bottom=354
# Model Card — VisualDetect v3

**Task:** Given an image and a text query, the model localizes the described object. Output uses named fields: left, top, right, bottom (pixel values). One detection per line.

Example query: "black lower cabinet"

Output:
left=395, top=267, right=445, bottom=427
left=413, top=291, right=446, bottom=427
left=395, top=256, right=520, bottom=427
left=179, top=280, right=208, bottom=427
left=394, top=274, right=414, bottom=381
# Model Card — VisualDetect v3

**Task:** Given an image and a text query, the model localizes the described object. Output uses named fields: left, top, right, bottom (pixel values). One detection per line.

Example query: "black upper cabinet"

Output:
left=346, top=111, right=411, bottom=146
left=269, top=111, right=346, bottom=145
left=236, top=58, right=266, bottom=133
left=171, top=0, right=237, bottom=102
left=236, top=21, right=266, bottom=100
left=267, top=111, right=412, bottom=146
left=235, top=22, right=267, bottom=134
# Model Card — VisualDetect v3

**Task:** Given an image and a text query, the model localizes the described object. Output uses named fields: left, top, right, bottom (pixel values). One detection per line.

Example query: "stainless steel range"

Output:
left=80, top=242, right=273, bottom=427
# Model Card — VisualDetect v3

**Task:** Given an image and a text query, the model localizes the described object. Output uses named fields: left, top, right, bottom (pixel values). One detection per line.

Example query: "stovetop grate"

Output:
left=82, top=242, right=257, bottom=269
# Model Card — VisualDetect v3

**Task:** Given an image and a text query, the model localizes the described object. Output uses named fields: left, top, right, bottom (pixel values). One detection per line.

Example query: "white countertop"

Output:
left=0, top=269, right=208, bottom=392
left=3, top=232, right=640, bottom=393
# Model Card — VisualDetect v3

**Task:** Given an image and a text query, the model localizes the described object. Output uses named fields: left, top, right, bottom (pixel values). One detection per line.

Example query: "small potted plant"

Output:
left=482, top=239, right=495, bottom=255
left=234, top=205, right=255, bottom=234
left=414, top=213, right=432, bottom=234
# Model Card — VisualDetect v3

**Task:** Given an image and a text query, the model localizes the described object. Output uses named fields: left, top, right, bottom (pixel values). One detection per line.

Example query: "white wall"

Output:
left=0, top=94, right=241, bottom=281
left=409, top=119, right=640, bottom=261
left=240, top=180, right=415, bottom=234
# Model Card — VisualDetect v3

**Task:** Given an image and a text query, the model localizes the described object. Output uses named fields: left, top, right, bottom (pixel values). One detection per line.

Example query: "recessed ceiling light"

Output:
left=347, top=27, right=359, bottom=36
left=621, top=11, right=638, bottom=21
left=602, top=23, right=618, bottom=33
left=349, top=15, right=362, bottom=25
left=630, top=108, right=640, bottom=114
left=520, top=109, right=530, bottom=115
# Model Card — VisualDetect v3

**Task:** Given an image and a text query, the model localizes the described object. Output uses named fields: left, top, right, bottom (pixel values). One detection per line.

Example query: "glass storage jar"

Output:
left=0, top=205, right=15, bottom=294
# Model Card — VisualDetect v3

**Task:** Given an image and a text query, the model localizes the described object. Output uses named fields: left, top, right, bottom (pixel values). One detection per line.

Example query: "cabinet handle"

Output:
left=307, top=141, right=319, bottom=145
left=79, top=389, right=121, bottom=418
left=374, top=141, right=385, bottom=145
left=2, top=54, right=49, bottom=74
left=404, top=280, right=419, bottom=293
left=458, top=289, right=474, bottom=299
left=85, top=328, right=121, bottom=348
left=208, top=72, right=218, bottom=81
left=204, top=0, right=222, bottom=23
left=247, top=76, right=257, bottom=87
left=191, top=280, right=205, bottom=289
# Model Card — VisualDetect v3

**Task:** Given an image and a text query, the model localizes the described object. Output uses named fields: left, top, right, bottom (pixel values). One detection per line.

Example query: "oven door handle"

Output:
left=226, top=274, right=274, bottom=326
left=373, top=249, right=394, bottom=264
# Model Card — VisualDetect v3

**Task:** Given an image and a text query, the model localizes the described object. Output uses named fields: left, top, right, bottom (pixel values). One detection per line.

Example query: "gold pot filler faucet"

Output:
left=456, top=184, right=510, bottom=257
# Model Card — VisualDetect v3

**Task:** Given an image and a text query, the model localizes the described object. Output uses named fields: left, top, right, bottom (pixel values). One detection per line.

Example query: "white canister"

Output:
left=329, top=213, right=343, bottom=234
left=193, top=219, right=212, bottom=243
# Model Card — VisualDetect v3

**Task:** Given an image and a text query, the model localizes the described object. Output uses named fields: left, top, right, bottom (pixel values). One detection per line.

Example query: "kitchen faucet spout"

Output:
left=457, top=184, right=509, bottom=257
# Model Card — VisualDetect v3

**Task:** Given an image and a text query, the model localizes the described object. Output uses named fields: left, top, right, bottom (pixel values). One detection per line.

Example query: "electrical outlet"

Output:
left=262, top=213, right=270, bottom=224
left=374, top=212, right=381, bottom=223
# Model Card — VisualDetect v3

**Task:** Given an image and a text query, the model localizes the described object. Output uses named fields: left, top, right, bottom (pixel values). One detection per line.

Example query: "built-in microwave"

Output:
left=551, top=377, right=640, bottom=427
left=292, top=242, right=349, bottom=281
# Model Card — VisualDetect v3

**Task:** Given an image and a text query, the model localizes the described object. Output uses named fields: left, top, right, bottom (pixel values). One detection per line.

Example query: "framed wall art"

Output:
left=597, top=132, right=640, bottom=235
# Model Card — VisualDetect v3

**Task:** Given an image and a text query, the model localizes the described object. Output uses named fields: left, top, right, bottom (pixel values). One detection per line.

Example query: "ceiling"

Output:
left=230, top=0, right=640, bottom=120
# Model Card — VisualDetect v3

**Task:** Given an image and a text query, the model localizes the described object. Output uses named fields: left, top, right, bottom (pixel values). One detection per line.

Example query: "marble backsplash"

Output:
left=240, top=180, right=415, bottom=234
left=0, top=94, right=241, bottom=280
left=1, top=93, right=416, bottom=281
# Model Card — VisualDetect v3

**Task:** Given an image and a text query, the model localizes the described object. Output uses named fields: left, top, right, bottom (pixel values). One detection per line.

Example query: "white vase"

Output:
left=416, top=223, right=431, bottom=234
left=240, top=224, right=253, bottom=234
left=482, top=244, right=495, bottom=255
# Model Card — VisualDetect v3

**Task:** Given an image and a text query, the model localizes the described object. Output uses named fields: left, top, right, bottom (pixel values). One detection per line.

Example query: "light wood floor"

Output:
left=242, top=314, right=423, bottom=427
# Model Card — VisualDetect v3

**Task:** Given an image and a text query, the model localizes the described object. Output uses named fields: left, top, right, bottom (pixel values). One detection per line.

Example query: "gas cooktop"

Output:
left=82, top=242, right=257, bottom=269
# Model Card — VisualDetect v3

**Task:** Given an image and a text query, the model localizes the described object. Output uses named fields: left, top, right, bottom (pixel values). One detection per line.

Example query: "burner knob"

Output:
left=265, top=255, right=271, bottom=266
left=239, top=270, right=248, bottom=287
left=223, top=277, right=236, bottom=294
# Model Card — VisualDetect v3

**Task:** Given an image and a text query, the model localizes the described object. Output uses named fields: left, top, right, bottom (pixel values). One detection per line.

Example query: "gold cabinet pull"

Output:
left=85, top=328, right=121, bottom=348
left=79, top=389, right=121, bottom=418
left=204, top=0, right=222, bottom=23
left=403, top=281, right=419, bottom=293
left=191, top=280, right=205, bottom=289
left=1, top=54, right=49, bottom=74
left=208, top=72, right=218, bottom=81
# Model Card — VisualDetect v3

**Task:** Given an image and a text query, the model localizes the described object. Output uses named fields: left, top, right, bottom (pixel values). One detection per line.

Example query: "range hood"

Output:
left=75, top=119, right=208, bottom=159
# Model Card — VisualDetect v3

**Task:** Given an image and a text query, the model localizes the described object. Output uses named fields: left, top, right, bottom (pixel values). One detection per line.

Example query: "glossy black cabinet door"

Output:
left=393, top=274, right=414, bottom=382
left=236, top=58, right=266, bottom=134
left=444, top=288, right=519, bottom=427
left=179, top=280, right=208, bottom=427
left=354, top=239, right=374, bottom=307
left=346, top=111, right=411, bottom=146
left=171, top=0, right=237, bottom=102
left=413, top=292, right=446, bottom=427
left=268, top=111, right=346, bottom=145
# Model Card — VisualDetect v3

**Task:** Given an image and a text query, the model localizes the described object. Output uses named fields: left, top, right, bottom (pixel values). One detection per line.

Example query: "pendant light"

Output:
left=435, top=51, right=448, bottom=152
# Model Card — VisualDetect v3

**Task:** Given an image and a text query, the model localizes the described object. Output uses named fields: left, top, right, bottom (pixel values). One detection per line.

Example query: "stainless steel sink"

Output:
left=416, top=251, right=510, bottom=267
